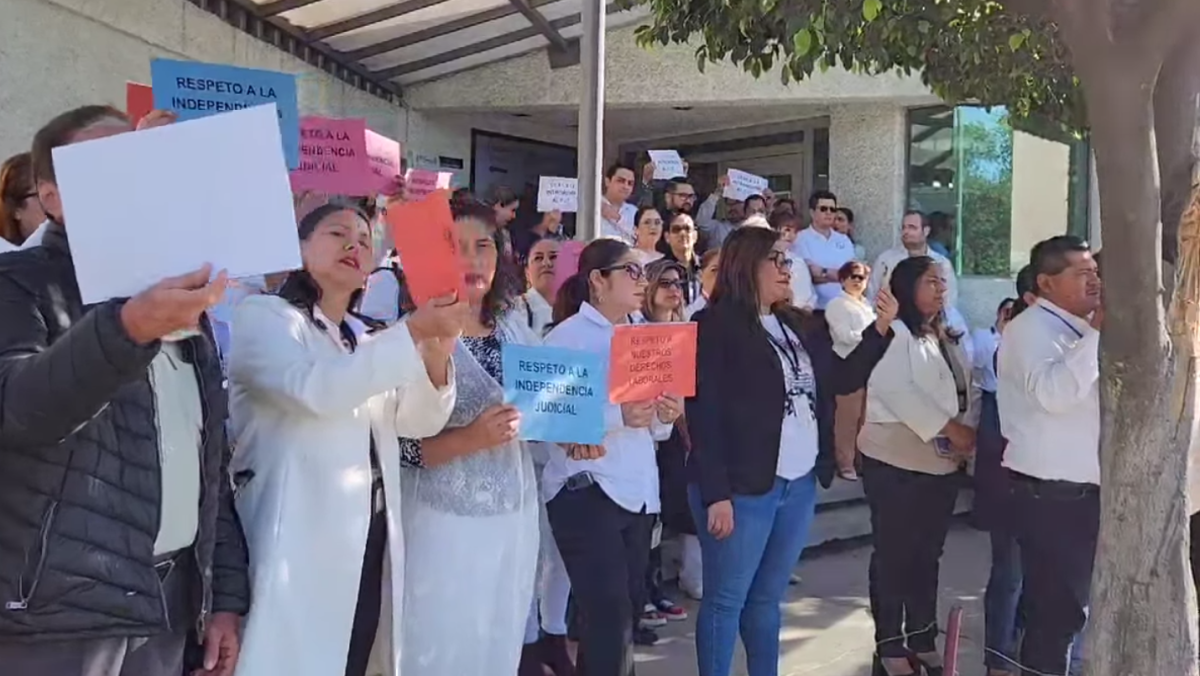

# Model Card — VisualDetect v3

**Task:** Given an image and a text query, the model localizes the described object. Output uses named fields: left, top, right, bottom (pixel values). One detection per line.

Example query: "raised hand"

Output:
left=120, top=265, right=228, bottom=345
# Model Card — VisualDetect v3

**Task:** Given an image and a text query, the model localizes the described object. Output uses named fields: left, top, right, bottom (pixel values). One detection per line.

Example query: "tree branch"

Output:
left=1134, top=0, right=1200, bottom=66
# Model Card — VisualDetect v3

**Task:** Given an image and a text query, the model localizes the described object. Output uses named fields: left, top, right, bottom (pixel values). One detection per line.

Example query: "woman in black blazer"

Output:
left=685, top=227, right=893, bottom=676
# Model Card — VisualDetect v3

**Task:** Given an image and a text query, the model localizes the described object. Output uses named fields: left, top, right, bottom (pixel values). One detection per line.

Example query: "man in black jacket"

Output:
left=0, top=105, right=250, bottom=676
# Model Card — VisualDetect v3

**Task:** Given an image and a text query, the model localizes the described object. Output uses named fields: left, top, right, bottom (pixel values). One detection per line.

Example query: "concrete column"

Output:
left=575, top=0, right=605, bottom=241
left=827, top=103, right=908, bottom=261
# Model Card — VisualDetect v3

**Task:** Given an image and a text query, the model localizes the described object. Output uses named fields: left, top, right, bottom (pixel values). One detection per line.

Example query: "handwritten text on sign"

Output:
left=647, top=150, right=685, bottom=180
left=503, top=344, right=607, bottom=445
left=289, top=117, right=371, bottom=195
left=366, top=130, right=403, bottom=194
left=722, top=168, right=769, bottom=202
left=608, top=322, right=698, bottom=404
left=150, top=58, right=300, bottom=168
left=537, top=176, right=578, bottom=213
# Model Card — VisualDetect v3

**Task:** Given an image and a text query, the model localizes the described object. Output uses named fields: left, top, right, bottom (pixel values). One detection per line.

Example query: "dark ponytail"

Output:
left=551, top=238, right=630, bottom=325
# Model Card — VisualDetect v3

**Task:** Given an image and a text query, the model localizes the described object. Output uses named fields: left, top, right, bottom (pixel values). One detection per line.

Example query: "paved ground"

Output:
left=635, top=525, right=995, bottom=676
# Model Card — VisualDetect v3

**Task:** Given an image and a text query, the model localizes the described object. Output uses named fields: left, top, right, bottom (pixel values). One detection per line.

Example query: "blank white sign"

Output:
left=54, top=104, right=301, bottom=304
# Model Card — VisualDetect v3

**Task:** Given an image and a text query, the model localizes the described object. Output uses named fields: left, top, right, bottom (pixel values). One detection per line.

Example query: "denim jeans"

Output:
left=985, top=531, right=1084, bottom=675
left=687, top=473, right=818, bottom=676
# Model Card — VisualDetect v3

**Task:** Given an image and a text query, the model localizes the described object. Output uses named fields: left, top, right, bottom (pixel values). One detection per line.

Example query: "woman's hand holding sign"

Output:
left=655, top=393, right=684, bottom=424
left=621, top=401, right=656, bottom=429
left=468, top=404, right=521, bottom=449
left=564, top=444, right=606, bottom=460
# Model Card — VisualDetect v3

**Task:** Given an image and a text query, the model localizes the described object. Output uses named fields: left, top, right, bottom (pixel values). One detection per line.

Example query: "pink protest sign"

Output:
left=366, top=130, right=403, bottom=193
left=405, top=169, right=454, bottom=201
left=289, top=117, right=371, bottom=195
left=551, top=240, right=587, bottom=297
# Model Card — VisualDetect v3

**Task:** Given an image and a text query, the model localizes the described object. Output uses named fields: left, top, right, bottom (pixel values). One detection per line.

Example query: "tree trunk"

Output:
left=1076, top=55, right=1199, bottom=676
left=1153, top=35, right=1200, bottom=269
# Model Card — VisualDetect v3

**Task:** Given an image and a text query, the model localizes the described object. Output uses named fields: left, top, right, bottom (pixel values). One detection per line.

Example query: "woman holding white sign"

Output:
left=396, top=198, right=545, bottom=676
left=542, top=239, right=683, bottom=676
left=228, top=204, right=462, bottom=676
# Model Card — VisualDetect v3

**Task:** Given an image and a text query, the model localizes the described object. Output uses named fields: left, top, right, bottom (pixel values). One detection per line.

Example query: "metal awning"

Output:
left=191, top=0, right=646, bottom=101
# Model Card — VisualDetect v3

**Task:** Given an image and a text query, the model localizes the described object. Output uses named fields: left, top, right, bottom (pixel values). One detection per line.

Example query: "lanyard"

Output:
left=1040, top=306, right=1084, bottom=340
left=765, top=316, right=802, bottom=376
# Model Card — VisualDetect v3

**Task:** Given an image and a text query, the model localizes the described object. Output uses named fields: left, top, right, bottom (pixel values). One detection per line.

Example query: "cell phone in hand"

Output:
left=934, top=436, right=954, bottom=458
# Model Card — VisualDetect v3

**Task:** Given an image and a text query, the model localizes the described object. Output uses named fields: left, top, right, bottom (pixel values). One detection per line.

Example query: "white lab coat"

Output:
left=228, top=295, right=455, bottom=676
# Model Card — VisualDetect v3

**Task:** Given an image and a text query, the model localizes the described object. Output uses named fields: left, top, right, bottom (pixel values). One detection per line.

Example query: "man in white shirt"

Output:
left=599, top=163, right=639, bottom=243
left=796, top=190, right=856, bottom=310
left=996, top=235, right=1102, bottom=676
left=867, top=210, right=958, bottom=307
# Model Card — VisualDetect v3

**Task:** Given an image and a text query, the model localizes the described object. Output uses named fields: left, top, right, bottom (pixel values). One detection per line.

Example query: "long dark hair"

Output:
left=708, top=226, right=779, bottom=323
left=889, top=256, right=953, bottom=338
left=276, top=203, right=374, bottom=346
left=453, top=197, right=521, bottom=328
left=552, top=238, right=630, bottom=325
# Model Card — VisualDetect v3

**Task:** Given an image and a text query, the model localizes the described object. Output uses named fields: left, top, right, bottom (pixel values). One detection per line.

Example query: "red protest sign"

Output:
left=289, top=117, right=371, bottom=195
left=608, top=322, right=698, bottom=404
left=385, top=189, right=466, bottom=306
left=126, top=82, right=154, bottom=127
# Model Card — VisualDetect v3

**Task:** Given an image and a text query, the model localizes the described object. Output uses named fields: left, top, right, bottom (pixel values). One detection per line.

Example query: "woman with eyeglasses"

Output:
left=541, top=239, right=683, bottom=676
left=860, top=256, right=978, bottom=676
left=687, top=227, right=894, bottom=676
left=825, top=261, right=876, bottom=481
left=0, top=152, right=48, bottom=250
left=632, top=206, right=666, bottom=265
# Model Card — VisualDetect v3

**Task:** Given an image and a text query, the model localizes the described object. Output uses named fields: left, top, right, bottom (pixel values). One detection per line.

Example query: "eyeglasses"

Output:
left=848, top=274, right=866, bottom=282
left=767, top=250, right=793, bottom=271
left=602, top=263, right=645, bottom=281
left=815, top=205, right=838, bottom=213
left=670, top=192, right=697, bottom=200
left=657, top=278, right=684, bottom=290
left=670, top=225, right=695, bottom=234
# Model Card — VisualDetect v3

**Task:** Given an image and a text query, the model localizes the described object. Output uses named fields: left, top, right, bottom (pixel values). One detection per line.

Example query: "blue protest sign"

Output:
left=503, top=344, right=606, bottom=445
left=150, top=59, right=300, bottom=168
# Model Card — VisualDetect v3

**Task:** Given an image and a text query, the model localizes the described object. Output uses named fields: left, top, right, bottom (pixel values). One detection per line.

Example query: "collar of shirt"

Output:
left=1035, top=297, right=1092, bottom=337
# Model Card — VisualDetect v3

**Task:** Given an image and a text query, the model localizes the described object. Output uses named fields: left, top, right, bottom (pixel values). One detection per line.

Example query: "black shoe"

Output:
left=872, top=653, right=918, bottom=676
left=911, top=653, right=943, bottom=676
left=632, top=626, right=660, bottom=646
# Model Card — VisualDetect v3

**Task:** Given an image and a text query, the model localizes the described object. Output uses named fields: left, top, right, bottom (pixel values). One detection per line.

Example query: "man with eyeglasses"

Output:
left=796, top=190, right=856, bottom=311
left=661, top=212, right=703, bottom=304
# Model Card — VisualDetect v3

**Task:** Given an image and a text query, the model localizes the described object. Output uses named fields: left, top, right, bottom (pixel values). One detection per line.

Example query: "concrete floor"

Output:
left=635, top=525, right=996, bottom=676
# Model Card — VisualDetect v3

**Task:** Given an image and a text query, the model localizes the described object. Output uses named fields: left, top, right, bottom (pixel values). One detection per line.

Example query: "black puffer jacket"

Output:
left=0, top=225, right=250, bottom=642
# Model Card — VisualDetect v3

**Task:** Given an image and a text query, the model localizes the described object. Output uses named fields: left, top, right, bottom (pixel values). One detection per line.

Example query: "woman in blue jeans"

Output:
left=686, top=227, right=893, bottom=676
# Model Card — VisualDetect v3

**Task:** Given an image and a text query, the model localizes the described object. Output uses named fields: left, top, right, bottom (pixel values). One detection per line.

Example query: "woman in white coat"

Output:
left=397, top=198, right=545, bottom=676
left=229, top=203, right=462, bottom=676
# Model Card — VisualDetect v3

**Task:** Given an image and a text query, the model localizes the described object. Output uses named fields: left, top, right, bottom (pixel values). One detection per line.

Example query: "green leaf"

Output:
left=862, top=0, right=882, bottom=22
left=1009, top=32, right=1026, bottom=51
left=793, top=27, right=813, bottom=56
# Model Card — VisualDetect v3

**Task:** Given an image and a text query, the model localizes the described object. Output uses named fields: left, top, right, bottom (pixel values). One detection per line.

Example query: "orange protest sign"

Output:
left=126, top=82, right=153, bottom=126
left=385, top=189, right=466, bottom=306
left=608, top=322, right=698, bottom=404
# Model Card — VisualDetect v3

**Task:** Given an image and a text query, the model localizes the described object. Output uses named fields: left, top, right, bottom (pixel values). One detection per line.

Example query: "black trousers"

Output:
left=548, top=482, right=654, bottom=676
left=345, top=502, right=388, bottom=676
left=1009, top=472, right=1099, bottom=676
left=861, top=456, right=958, bottom=657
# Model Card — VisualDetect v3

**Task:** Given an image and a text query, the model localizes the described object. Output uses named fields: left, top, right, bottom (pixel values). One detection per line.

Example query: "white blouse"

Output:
left=824, top=291, right=876, bottom=358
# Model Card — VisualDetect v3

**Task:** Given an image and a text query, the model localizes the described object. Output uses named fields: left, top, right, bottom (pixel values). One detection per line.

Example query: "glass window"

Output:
left=905, top=105, right=1090, bottom=276
left=812, top=126, right=829, bottom=192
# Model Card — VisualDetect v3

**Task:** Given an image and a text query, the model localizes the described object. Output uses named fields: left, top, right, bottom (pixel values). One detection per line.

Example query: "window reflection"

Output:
left=906, top=105, right=1090, bottom=276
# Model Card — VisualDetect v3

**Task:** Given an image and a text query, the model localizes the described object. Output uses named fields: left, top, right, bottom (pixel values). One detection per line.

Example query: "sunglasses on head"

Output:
left=602, top=263, right=645, bottom=281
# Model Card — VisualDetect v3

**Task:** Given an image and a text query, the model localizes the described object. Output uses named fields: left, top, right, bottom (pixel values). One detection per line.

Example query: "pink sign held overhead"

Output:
left=289, top=117, right=371, bottom=195
left=405, top=169, right=454, bottom=201
left=366, top=130, right=403, bottom=193
left=551, top=240, right=587, bottom=298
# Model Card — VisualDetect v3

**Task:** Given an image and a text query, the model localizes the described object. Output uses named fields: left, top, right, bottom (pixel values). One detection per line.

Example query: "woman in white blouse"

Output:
left=518, top=236, right=560, bottom=336
left=632, top=206, right=666, bottom=265
left=825, top=260, right=876, bottom=480
left=228, top=203, right=461, bottom=676
left=859, top=256, right=978, bottom=676
left=542, top=238, right=683, bottom=676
